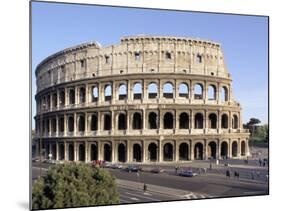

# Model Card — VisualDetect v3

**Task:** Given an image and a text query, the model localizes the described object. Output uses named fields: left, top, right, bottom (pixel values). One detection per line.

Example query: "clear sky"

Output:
left=31, top=1, right=268, bottom=128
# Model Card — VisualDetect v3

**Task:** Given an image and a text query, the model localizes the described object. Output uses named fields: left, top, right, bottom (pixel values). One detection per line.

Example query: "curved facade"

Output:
left=34, top=35, right=250, bottom=163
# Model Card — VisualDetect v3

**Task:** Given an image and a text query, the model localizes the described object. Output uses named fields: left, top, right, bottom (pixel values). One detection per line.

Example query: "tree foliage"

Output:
left=32, top=163, right=119, bottom=209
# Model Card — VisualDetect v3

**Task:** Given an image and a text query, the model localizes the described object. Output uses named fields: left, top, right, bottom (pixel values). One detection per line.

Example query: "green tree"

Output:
left=245, top=118, right=261, bottom=135
left=32, top=163, right=119, bottom=209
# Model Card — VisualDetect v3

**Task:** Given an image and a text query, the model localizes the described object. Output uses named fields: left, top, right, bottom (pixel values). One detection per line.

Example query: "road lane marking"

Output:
left=125, top=192, right=161, bottom=201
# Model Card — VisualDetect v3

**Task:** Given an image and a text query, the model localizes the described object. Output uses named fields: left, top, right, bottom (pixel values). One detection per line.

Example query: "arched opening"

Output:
left=208, top=85, right=216, bottom=100
left=104, top=84, right=112, bottom=101
left=148, top=143, right=157, bottom=162
left=118, top=84, right=127, bottom=100
left=164, top=112, right=173, bottom=129
left=209, top=113, right=217, bottom=129
left=68, top=144, right=74, bottom=161
left=232, top=141, right=238, bottom=157
left=163, top=143, right=173, bottom=161
left=68, top=116, right=74, bottom=132
left=104, top=113, right=111, bottom=130
left=148, top=83, right=158, bottom=99
left=241, top=141, right=246, bottom=156
left=59, top=117, right=64, bottom=132
left=79, top=87, right=86, bottom=103
left=59, top=143, right=64, bottom=160
left=51, top=118, right=56, bottom=133
left=118, top=113, right=127, bottom=130
left=118, top=143, right=126, bottom=162
left=194, top=143, right=203, bottom=160
left=104, top=144, right=111, bottom=161
left=78, top=116, right=85, bottom=132
left=179, top=112, right=189, bottom=129
left=221, top=86, right=228, bottom=102
left=195, top=113, right=204, bottom=129
left=92, top=86, right=98, bottom=102
left=133, top=112, right=142, bottom=129
left=179, top=83, right=189, bottom=98
left=51, top=144, right=57, bottom=160
left=59, top=90, right=65, bottom=106
left=69, top=89, right=75, bottom=104
left=133, top=144, right=142, bottom=162
left=233, top=114, right=239, bottom=129
left=208, top=142, right=217, bottom=159
left=133, top=83, right=142, bottom=100
left=78, top=144, right=85, bottom=161
left=179, top=143, right=189, bottom=160
left=148, top=112, right=158, bottom=129
left=221, top=142, right=228, bottom=159
left=163, top=82, right=174, bottom=98
left=90, top=144, right=98, bottom=161
left=52, top=93, right=57, bottom=108
left=221, top=114, right=228, bottom=129
left=91, top=114, right=98, bottom=131
left=194, top=83, right=203, bottom=99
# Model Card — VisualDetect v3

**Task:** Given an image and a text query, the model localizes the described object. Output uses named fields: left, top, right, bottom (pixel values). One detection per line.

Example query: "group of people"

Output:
left=225, top=170, right=240, bottom=179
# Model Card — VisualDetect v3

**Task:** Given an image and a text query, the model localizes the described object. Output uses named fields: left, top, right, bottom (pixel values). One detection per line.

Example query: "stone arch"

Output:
left=148, top=82, right=158, bottom=99
left=68, top=116, right=74, bottom=132
left=69, top=89, right=75, bottom=104
left=104, top=84, right=112, bottom=101
left=118, top=84, right=127, bottom=100
left=179, top=83, right=189, bottom=98
left=164, top=112, right=174, bottom=129
left=179, top=142, right=189, bottom=160
left=194, top=83, right=203, bottom=99
left=58, top=143, right=64, bottom=160
left=208, top=141, right=217, bottom=159
left=179, top=112, right=189, bottom=129
left=195, top=113, right=204, bottom=129
left=148, top=112, right=158, bottom=129
left=68, top=144, right=74, bottom=161
left=208, top=113, right=217, bottom=129
left=91, top=114, right=98, bottom=131
left=104, top=143, right=112, bottom=161
left=90, top=144, right=98, bottom=161
left=118, top=113, right=127, bottom=130
left=233, top=114, right=239, bottom=129
left=148, top=142, right=157, bottom=162
left=79, top=87, right=86, bottom=103
left=104, top=113, right=111, bottom=130
left=133, top=82, right=142, bottom=100
left=221, top=86, right=228, bottom=102
left=163, top=142, right=173, bottom=161
left=194, top=142, right=203, bottom=160
left=78, top=115, right=85, bottom=132
left=133, top=143, right=142, bottom=162
left=241, top=141, right=246, bottom=156
left=78, top=144, right=85, bottom=161
left=232, top=141, right=238, bottom=157
left=208, top=85, right=216, bottom=100
left=118, top=143, right=126, bottom=162
left=221, top=114, right=228, bottom=129
left=52, top=92, right=57, bottom=108
left=163, top=82, right=174, bottom=98
left=59, top=90, right=65, bottom=106
left=91, top=86, right=98, bottom=102
left=133, top=112, right=142, bottom=129
left=220, top=141, right=228, bottom=159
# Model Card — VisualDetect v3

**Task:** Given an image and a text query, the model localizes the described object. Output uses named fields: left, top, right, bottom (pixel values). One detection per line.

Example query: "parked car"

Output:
left=111, top=164, right=123, bottom=169
left=150, top=167, right=164, bottom=173
left=178, top=170, right=198, bottom=177
left=125, top=165, right=141, bottom=172
left=102, top=162, right=112, bottom=168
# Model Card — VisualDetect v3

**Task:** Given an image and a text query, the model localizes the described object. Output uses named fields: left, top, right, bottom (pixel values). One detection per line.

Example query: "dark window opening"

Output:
left=118, top=113, right=127, bottom=130
left=163, top=143, right=173, bottom=161
left=133, top=113, right=142, bottom=129
left=179, top=113, right=189, bottom=129
left=148, top=112, right=158, bottom=129
left=164, top=112, right=173, bottom=129
left=195, top=113, right=204, bottom=129
left=104, top=114, right=111, bottom=130
left=91, top=114, right=98, bottom=131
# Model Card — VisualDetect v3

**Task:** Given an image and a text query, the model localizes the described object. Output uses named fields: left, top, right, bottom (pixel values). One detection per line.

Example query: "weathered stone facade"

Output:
left=34, top=35, right=250, bottom=163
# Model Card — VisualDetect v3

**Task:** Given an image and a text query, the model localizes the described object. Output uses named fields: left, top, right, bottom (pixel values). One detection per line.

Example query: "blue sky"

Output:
left=31, top=1, right=268, bottom=128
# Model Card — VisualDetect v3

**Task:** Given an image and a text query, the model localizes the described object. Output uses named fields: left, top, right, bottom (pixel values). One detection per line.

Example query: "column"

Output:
left=143, top=79, right=147, bottom=102
left=217, top=82, right=221, bottom=104
left=98, top=112, right=102, bottom=133
left=85, top=84, right=89, bottom=104
left=98, top=83, right=103, bottom=105
left=203, top=81, right=207, bottom=102
left=85, top=112, right=88, bottom=135
left=175, top=141, right=179, bottom=162
left=190, top=140, right=194, bottom=160
left=127, top=111, right=130, bottom=133
left=56, top=115, right=59, bottom=137
left=85, top=141, right=89, bottom=163
left=158, top=139, right=162, bottom=162
left=126, top=140, right=130, bottom=163
left=159, top=79, right=162, bottom=100
left=127, top=80, right=131, bottom=102
left=65, top=88, right=69, bottom=106
left=50, top=93, right=53, bottom=110
left=143, top=109, right=146, bottom=130
left=111, top=111, right=114, bottom=132
left=98, top=142, right=102, bottom=161
left=74, top=112, right=77, bottom=136
left=56, top=90, right=60, bottom=109
left=56, top=142, right=59, bottom=161
left=74, top=142, right=77, bottom=161
left=111, top=141, right=115, bottom=162
left=159, top=109, right=163, bottom=130
left=111, top=81, right=115, bottom=104
left=237, top=139, right=241, bottom=158
left=204, top=110, right=208, bottom=133
left=204, top=139, right=208, bottom=160
left=64, top=114, right=67, bottom=136
left=228, top=139, right=231, bottom=158
left=75, top=86, right=79, bottom=105
left=173, top=110, right=177, bottom=131
left=64, top=141, right=68, bottom=161
left=217, top=139, right=220, bottom=159
left=190, top=109, right=194, bottom=130
left=142, top=140, right=146, bottom=163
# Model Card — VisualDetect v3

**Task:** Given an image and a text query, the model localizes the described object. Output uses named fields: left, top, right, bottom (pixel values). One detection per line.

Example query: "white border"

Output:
left=0, top=0, right=279, bottom=211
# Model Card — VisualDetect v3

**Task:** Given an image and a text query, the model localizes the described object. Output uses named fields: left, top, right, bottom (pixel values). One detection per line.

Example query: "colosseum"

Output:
left=34, top=35, right=250, bottom=164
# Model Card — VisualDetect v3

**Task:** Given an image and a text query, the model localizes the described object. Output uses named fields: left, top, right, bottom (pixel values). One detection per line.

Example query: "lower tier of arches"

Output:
left=37, top=138, right=250, bottom=163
